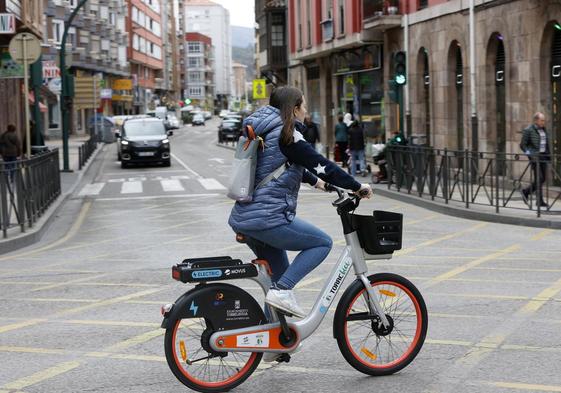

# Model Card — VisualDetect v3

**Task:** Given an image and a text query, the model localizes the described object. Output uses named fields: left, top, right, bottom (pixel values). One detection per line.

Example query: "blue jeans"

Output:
left=350, top=150, right=366, bottom=176
left=241, top=217, right=333, bottom=289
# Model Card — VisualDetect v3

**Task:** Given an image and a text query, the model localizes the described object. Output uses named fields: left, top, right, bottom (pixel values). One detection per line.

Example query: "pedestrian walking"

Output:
left=334, top=114, right=348, bottom=167
left=0, top=124, right=21, bottom=183
left=520, top=112, right=550, bottom=207
left=302, top=114, right=320, bottom=150
left=347, top=116, right=367, bottom=177
left=229, top=86, right=372, bottom=336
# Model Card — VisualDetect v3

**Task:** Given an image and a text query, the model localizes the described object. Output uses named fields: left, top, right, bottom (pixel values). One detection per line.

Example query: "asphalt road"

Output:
left=1, top=118, right=561, bottom=393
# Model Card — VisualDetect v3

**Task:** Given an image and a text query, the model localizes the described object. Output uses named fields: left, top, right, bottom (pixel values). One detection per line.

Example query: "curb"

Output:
left=373, top=186, right=561, bottom=230
left=0, top=144, right=105, bottom=255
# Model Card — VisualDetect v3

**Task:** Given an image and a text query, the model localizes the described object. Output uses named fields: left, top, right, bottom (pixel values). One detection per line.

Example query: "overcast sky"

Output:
left=212, top=0, right=255, bottom=28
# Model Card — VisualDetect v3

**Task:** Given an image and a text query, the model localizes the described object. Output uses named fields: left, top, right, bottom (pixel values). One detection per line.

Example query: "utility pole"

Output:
left=60, top=0, right=88, bottom=172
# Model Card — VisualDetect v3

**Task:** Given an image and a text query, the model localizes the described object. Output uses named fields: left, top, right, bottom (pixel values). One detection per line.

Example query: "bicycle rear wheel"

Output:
left=165, top=317, right=262, bottom=392
left=334, top=273, right=427, bottom=376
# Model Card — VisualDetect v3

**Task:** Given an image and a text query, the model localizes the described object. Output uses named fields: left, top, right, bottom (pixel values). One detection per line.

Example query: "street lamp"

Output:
left=60, top=0, right=88, bottom=172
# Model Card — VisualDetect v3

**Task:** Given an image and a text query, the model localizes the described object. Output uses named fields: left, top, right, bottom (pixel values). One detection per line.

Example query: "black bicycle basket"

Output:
left=350, top=210, right=403, bottom=255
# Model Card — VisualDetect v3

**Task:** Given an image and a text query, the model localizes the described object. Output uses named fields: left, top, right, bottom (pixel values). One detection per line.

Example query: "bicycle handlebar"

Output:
left=324, top=183, right=367, bottom=209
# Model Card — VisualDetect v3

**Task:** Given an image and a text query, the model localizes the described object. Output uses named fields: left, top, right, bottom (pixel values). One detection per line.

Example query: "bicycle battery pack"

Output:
left=172, top=256, right=258, bottom=283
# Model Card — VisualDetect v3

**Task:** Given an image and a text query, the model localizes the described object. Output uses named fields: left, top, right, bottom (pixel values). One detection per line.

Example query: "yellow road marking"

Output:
left=0, top=345, right=67, bottom=355
left=487, top=382, right=561, bottom=392
left=64, top=319, right=160, bottom=328
left=424, top=244, right=520, bottom=288
left=31, top=273, right=108, bottom=292
left=397, top=222, right=488, bottom=257
left=101, top=329, right=164, bottom=352
left=1, top=361, right=81, bottom=390
left=0, top=201, right=91, bottom=262
left=530, top=228, right=555, bottom=241
left=52, top=288, right=164, bottom=317
left=0, top=319, right=46, bottom=334
left=517, top=277, right=561, bottom=315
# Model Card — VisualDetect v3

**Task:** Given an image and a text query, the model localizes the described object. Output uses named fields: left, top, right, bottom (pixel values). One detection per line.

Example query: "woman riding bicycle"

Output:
left=228, top=86, right=372, bottom=319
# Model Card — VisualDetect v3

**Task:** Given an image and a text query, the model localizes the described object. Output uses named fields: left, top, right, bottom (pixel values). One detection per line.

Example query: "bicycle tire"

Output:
left=334, top=273, right=427, bottom=376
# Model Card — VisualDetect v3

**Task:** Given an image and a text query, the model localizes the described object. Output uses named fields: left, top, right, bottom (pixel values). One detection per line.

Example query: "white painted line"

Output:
left=160, top=179, right=185, bottom=192
left=121, top=181, right=143, bottom=194
left=107, top=178, right=126, bottom=183
left=94, top=193, right=220, bottom=202
left=104, top=170, right=186, bottom=176
left=171, top=153, right=203, bottom=179
left=198, top=178, right=226, bottom=190
left=78, top=183, right=105, bottom=196
left=170, top=175, right=190, bottom=180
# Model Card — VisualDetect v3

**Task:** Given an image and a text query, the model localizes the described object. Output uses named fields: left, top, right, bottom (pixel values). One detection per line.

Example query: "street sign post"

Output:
left=9, top=32, right=41, bottom=158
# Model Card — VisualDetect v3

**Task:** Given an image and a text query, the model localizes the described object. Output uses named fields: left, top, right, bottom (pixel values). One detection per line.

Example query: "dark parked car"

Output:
left=116, top=118, right=173, bottom=169
left=218, top=119, right=242, bottom=143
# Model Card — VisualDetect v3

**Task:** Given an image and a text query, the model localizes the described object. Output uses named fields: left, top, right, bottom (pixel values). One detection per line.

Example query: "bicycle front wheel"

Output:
left=334, top=273, right=428, bottom=376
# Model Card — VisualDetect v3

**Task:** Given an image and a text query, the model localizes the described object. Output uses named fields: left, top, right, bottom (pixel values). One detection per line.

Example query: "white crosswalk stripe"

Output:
left=78, top=177, right=226, bottom=197
left=160, top=179, right=185, bottom=192
left=78, top=183, right=105, bottom=196
left=198, top=178, right=226, bottom=190
left=121, top=181, right=143, bottom=194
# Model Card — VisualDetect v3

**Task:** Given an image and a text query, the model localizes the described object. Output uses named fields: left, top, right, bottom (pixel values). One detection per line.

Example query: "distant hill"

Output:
left=231, top=26, right=255, bottom=48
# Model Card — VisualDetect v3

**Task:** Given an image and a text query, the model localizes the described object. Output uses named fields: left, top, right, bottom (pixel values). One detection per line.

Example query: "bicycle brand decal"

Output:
left=191, top=269, right=222, bottom=279
left=224, top=268, right=247, bottom=275
left=319, top=257, right=353, bottom=314
left=235, top=300, right=241, bottom=309
left=226, top=307, right=250, bottom=321
left=236, top=332, right=270, bottom=348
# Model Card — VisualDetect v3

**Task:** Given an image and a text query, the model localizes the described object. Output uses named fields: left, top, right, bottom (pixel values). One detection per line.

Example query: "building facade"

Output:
left=185, top=0, right=232, bottom=110
left=255, top=0, right=289, bottom=88
left=42, top=0, right=130, bottom=137
left=185, top=32, right=215, bottom=111
left=0, top=0, right=43, bottom=141
left=232, top=62, right=247, bottom=109
left=127, top=0, right=164, bottom=114
left=285, top=0, right=561, bottom=177
left=287, top=0, right=384, bottom=151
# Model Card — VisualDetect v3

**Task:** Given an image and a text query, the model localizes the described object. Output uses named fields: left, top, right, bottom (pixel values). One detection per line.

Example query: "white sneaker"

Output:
left=265, top=288, right=306, bottom=318
left=263, top=343, right=303, bottom=363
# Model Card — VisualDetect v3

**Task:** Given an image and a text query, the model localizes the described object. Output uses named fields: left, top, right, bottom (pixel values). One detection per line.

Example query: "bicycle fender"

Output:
left=161, top=283, right=265, bottom=330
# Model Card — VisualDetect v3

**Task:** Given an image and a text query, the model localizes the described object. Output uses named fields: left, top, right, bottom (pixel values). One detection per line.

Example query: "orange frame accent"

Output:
left=215, top=326, right=299, bottom=351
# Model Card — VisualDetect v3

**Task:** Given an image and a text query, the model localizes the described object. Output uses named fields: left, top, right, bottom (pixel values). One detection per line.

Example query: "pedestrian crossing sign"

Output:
left=252, top=79, right=267, bottom=99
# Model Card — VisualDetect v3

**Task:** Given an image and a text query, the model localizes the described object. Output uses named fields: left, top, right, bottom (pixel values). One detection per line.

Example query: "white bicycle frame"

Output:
left=209, top=230, right=392, bottom=354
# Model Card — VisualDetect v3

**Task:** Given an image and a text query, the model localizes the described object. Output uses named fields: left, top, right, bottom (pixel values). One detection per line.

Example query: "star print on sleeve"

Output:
left=313, top=163, right=326, bottom=175
left=293, top=130, right=306, bottom=143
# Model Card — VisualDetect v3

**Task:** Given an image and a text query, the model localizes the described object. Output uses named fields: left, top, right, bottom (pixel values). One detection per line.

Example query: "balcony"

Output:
left=363, top=0, right=402, bottom=32
left=269, top=45, right=287, bottom=67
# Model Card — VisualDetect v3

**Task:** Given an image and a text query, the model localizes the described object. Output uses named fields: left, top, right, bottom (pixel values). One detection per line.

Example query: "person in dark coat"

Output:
left=302, top=115, right=320, bottom=150
left=347, top=117, right=367, bottom=177
left=334, top=114, right=348, bottom=166
left=520, top=112, right=550, bottom=207
left=0, top=124, right=21, bottom=182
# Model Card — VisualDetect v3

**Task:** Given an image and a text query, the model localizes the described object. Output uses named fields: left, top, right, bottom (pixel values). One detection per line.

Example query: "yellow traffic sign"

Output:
left=252, top=79, right=266, bottom=99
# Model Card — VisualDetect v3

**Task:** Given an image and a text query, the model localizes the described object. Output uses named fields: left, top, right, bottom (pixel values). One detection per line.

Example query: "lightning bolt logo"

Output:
left=189, top=301, right=198, bottom=316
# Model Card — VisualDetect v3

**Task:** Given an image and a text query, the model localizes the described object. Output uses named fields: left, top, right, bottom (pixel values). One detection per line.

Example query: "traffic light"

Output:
left=394, top=51, right=407, bottom=85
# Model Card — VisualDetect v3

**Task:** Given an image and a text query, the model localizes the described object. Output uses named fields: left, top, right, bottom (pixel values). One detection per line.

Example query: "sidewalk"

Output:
left=372, top=183, right=561, bottom=229
left=0, top=135, right=104, bottom=254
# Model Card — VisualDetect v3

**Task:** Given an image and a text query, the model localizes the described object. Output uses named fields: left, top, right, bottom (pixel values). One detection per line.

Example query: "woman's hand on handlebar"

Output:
left=355, top=183, right=373, bottom=199
left=314, top=178, right=327, bottom=191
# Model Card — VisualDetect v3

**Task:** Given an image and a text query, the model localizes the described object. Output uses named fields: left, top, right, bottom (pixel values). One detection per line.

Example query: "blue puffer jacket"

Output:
left=228, top=106, right=305, bottom=232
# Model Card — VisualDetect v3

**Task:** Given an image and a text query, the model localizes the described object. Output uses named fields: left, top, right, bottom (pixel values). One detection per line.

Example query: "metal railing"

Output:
left=1, top=149, right=61, bottom=239
left=385, top=145, right=561, bottom=218
left=78, top=136, right=98, bottom=170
